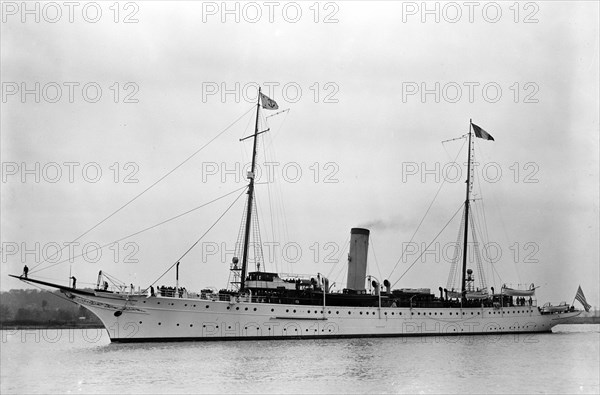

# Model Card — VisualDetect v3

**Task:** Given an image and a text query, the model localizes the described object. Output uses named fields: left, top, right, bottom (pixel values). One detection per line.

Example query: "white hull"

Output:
left=66, top=291, right=580, bottom=342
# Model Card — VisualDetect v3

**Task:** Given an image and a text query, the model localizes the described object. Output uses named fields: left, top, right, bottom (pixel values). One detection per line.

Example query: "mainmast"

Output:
left=240, top=88, right=262, bottom=291
left=461, top=119, right=473, bottom=298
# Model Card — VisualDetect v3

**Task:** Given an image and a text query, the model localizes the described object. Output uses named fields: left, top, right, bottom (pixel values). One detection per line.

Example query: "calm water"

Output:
left=1, top=325, right=598, bottom=394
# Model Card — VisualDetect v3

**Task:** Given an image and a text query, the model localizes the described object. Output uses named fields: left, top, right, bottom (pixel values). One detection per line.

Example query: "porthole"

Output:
left=139, top=321, right=142, bottom=324
left=206, top=305, right=209, bottom=309
left=177, top=323, right=180, bottom=326
left=271, top=308, right=274, bottom=312
left=244, top=307, right=248, bottom=311
left=253, top=308, right=257, bottom=311
left=348, top=311, right=351, bottom=315
left=236, top=307, right=239, bottom=310
left=190, top=324, right=193, bottom=327
left=158, top=322, right=161, bottom=325
left=184, top=304, right=187, bottom=306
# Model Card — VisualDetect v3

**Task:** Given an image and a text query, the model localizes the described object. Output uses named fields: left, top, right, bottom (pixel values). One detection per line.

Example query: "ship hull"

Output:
left=64, top=291, right=580, bottom=342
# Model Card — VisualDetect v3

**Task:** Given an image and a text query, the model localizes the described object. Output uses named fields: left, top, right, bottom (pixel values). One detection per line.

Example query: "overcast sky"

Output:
left=1, top=1, right=598, bottom=307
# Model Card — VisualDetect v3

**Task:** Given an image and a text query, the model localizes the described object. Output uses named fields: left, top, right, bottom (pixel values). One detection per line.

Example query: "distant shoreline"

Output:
left=0, top=323, right=105, bottom=330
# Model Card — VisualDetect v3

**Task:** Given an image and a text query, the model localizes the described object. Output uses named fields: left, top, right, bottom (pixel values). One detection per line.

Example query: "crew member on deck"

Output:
left=22, top=265, right=28, bottom=278
left=71, top=276, right=77, bottom=289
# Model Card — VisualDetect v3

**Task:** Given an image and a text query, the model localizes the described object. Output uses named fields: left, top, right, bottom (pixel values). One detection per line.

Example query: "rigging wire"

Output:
left=369, top=236, right=384, bottom=282
left=386, top=137, right=467, bottom=281
left=144, top=186, right=248, bottom=291
left=391, top=202, right=465, bottom=288
left=31, top=185, right=249, bottom=274
left=30, top=105, right=256, bottom=272
left=326, top=234, right=350, bottom=279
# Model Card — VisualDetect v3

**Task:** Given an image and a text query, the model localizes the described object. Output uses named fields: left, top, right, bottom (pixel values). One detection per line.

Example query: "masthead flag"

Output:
left=575, top=285, right=591, bottom=312
left=260, top=92, right=279, bottom=110
left=471, top=123, right=495, bottom=141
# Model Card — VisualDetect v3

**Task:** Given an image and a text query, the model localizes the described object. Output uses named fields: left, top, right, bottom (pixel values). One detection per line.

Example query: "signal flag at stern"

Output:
left=575, top=285, right=592, bottom=312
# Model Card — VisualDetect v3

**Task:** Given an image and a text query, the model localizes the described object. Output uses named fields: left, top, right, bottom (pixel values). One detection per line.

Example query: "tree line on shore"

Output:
left=0, top=289, right=102, bottom=327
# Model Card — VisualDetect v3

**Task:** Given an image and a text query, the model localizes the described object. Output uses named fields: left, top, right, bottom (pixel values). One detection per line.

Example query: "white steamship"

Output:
left=12, top=89, right=582, bottom=342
